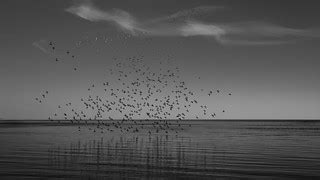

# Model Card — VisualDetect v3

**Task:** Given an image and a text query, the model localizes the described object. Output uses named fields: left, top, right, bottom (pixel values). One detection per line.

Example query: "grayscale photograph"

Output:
left=1, top=0, right=320, bottom=179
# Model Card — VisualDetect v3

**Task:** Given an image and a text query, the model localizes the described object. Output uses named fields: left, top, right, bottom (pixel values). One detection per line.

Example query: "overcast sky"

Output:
left=1, top=0, right=320, bottom=120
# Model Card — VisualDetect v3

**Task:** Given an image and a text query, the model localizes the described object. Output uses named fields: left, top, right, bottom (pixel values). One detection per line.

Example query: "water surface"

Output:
left=1, top=120, right=320, bottom=179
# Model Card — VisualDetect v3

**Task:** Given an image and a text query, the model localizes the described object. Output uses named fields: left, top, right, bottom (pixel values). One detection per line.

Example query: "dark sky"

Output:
left=1, top=0, right=320, bottom=119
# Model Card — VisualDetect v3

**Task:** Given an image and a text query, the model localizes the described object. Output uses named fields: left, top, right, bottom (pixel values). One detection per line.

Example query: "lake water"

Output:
left=0, top=120, right=320, bottom=179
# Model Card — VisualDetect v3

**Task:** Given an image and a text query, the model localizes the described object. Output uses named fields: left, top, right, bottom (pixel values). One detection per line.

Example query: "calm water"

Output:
left=0, top=120, right=320, bottom=179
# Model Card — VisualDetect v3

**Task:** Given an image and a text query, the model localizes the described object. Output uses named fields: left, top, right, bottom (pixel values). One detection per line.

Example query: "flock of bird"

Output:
left=35, top=31, right=232, bottom=135
left=47, top=41, right=79, bottom=71
left=34, top=90, right=49, bottom=104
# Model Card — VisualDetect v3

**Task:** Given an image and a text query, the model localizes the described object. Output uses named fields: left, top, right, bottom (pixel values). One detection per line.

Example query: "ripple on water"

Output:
left=0, top=120, right=320, bottom=179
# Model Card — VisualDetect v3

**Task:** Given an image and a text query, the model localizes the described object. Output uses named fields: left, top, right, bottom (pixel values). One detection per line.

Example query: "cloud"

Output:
left=221, top=22, right=317, bottom=38
left=150, top=5, right=224, bottom=23
left=65, top=0, right=320, bottom=45
left=65, top=1, right=141, bottom=34
left=32, top=39, right=51, bottom=54
left=180, top=21, right=226, bottom=37
left=217, top=22, right=320, bottom=45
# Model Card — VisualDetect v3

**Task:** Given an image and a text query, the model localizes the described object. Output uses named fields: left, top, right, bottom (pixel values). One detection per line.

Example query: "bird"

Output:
left=35, top=35, right=234, bottom=135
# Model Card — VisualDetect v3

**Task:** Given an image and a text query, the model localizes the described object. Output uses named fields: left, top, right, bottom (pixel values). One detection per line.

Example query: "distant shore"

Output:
left=0, top=119, right=319, bottom=125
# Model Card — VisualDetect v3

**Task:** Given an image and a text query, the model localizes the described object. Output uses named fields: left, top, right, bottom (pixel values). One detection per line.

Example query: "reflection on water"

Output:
left=1, top=120, right=320, bottom=179
left=48, top=135, right=214, bottom=179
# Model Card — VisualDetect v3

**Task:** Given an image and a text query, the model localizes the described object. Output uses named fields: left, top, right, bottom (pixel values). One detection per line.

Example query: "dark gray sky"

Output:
left=1, top=0, right=320, bottom=120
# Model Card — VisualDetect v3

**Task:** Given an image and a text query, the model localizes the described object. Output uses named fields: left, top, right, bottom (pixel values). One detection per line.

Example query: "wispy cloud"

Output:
left=65, top=0, right=320, bottom=45
left=32, top=39, right=51, bottom=54
left=180, top=21, right=225, bottom=38
left=150, top=5, right=224, bottom=23
left=65, top=0, right=141, bottom=34
left=184, top=21, right=320, bottom=45
left=222, top=22, right=320, bottom=45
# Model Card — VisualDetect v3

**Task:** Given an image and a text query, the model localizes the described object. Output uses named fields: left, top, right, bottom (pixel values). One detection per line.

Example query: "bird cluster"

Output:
left=44, top=55, right=231, bottom=134
left=34, top=32, right=232, bottom=135
left=47, top=41, right=79, bottom=71
left=35, top=90, right=49, bottom=104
